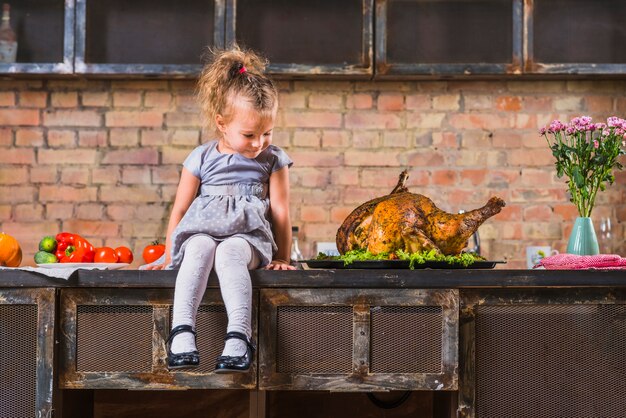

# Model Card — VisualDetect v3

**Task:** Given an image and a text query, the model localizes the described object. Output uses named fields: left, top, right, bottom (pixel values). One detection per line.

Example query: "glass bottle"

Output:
left=290, top=226, right=303, bottom=263
left=0, top=3, right=17, bottom=63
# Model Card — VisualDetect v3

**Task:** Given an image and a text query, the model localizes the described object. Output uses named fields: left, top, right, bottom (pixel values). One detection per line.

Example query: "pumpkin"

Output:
left=0, top=233, right=22, bottom=267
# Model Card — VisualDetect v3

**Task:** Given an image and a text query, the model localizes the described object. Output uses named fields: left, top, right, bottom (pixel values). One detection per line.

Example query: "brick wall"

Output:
left=1, top=78, right=625, bottom=269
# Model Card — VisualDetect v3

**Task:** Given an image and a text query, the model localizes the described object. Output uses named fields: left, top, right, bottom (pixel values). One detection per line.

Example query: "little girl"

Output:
left=146, top=46, right=295, bottom=373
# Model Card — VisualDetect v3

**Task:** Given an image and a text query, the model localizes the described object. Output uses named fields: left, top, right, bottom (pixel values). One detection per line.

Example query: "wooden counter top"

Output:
left=2, top=267, right=626, bottom=288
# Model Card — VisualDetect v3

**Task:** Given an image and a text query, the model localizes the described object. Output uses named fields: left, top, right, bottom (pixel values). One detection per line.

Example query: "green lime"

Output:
left=38, top=236, right=57, bottom=253
left=34, top=251, right=58, bottom=264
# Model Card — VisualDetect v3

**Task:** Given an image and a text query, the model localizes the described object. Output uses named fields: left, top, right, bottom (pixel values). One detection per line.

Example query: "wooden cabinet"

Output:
left=259, top=288, right=459, bottom=391
left=59, top=288, right=257, bottom=389
left=0, top=288, right=55, bottom=418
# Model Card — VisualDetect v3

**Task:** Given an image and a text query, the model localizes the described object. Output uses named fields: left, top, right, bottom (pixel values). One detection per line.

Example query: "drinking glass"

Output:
left=598, top=217, right=613, bottom=254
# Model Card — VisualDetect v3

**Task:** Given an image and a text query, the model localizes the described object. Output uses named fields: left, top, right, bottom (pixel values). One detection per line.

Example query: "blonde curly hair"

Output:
left=197, top=45, right=278, bottom=136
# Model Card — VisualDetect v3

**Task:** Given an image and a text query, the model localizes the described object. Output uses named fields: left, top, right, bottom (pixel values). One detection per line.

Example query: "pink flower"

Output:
left=593, top=140, right=599, bottom=148
left=539, top=127, right=547, bottom=135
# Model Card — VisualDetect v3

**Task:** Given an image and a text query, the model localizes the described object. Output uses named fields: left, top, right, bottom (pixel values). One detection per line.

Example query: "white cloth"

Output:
left=0, top=265, right=109, bottom=280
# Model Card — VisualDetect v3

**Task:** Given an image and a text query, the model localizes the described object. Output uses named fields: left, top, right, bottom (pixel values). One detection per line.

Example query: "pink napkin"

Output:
left=536, top=253, right=626, bottom=270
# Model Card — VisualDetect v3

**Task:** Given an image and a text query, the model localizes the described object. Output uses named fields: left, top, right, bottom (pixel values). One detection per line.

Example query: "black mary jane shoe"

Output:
left=166, top=324, right=200, bottom=370
left=214, top=331, right=256, bottom=374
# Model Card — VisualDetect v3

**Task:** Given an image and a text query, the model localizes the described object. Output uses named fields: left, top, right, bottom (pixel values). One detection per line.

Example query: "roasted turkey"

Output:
left=336, top=170, right=506, bottom=256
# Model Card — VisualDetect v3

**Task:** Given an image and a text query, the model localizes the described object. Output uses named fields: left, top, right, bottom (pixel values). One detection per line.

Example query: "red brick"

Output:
left=464, top=95, right=493, bottom=111
left=0, top=167, right=28, bottom=184
left=522, top=97, right=552, bottom=112
left=461, top=131, right=493, bottom=149
left=92, top=167, right=120, bottom=184
left=486, top=170, right=521, bottom=187
left=171, top=130, right=200, bottom=146
left=0, top=148, right=35, bottom=164
left=111, top=80, right=168, bottom=90
left=309, top=93, right=343, bottom=110
left=360, top=169, right=400, bottom=189
left=30, top=166, right=58, bottom=184
left=100, top=186, right=161, bottom=202
left=273, top=130, right=290, bottom=148
left=39, top=185, right=97, bottom=202
left=501, top=222, right=523, bottom=240
left=345, top=112, right=401, bottom=130
left=496, top=96, right=522, bottom=112
left=0, top=204, right=11, bottom=219
left=508, top=147, right=554, bottom=166
left=344, top=151, right=401, bottom=167
left=38, top=149, right=97, bottom=165
left=330, top=206, right=354, bottom=223
left=510, top=188, right=568, bottom=203
left=142, top=130, right=170, bottom=146
left=102, top=149, right=159, bottom=165
left=110, top=129, right=139, bottom=146
left=121, top=221, right=166, bottom=239
left=19, top=91, right=47, bottom=108
left=405, top=94, right=431, bottom=110
left=302, top=222, right=343, bottom=243
left=0, top=128, right=11, bottom=146
left=14, top=203, right=44, bottom=221
left=63, top=220, right=120, bottom=237
left=48, top=130, right=76, bottom=147
left=279, top=92, right=307, bottom=109
left=378, top=94, right=404, bottom=111
left=523, top=205, right=553, bottom=221
left=122, top=167, right=151, bottom=184
left=328, top=167, right=359, bottom=186
left=523, top=222, right=561, bottom=240
left=152, top=166, right=181, bottom=184
left=321, top=130, right=350, bottom=148
left=496, top=205, right=523, bottom=221
left=459, top=169, right=488, bottom=186
left=405, top=151, right=445, bottom=167
left=82, top=91, right=110, bottom=107
left=15, top=129, right=44, bottom=146
left=449, top=114, right=510, bottom=130
left=382, top=131, right=409, bottom=148
left=51, top=92, right=78, bottom=108
left=145, top=92, right=173, bottom=109
left=510, top=114, right=537, bottom=129
left=165, top=112, right=201, bottom=128
left=107, top=111, right=163, bottom=127
left=75, top=204, right=105, bottom=220
left=44, top=110, right=101, bottom=127
left=352, top=131, right=379, bottom=148
left=553, top=204, right=579, bottom=221
left=300, top=205, right=329, bottom=222
left=162, top=147, right=192, bottom=164
left=346, top=93, right=373, bottom=110
left=433, top=94, right=460, bottom=111
left=492, top=132, right=523, bottom=148
left=45, top=203, right=73, bottom=220
left=106, top=205, right=137, bottom=221
left=113, top=91, right=142, bottom=107
left=78, top=130, right=108, bottom=148
left=293, top=131, right=321, bottom=147
left=520, top=168, right=554, bottom=186
left=432, top=170, right=458, bottom=186
left=2, top=221, right=60, bottom=239
left=432, top=132, right=458, bottom=149
left=406, top=112, right=446, bottom=129
left=291, top=167, right=330, bottom=188
left=61, top=168, right=89, bottom=185
left=0, top=91, right=15, bottom=106
left=0, top=109, right=40, bottom=126
left=288, top=151, right=342, bottom=167
left=283, top=111, right=342, bottom=128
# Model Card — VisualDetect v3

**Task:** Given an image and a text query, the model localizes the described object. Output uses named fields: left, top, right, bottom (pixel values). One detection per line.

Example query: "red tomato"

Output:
left=143, top=241, right=166, bottom=264
left=115, top=246, right=134, bottom=264
left=94, top=247, right=119, bottom=263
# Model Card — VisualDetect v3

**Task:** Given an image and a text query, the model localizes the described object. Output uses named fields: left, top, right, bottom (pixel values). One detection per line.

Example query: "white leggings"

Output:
left=170, top=234, right=260, bottom=354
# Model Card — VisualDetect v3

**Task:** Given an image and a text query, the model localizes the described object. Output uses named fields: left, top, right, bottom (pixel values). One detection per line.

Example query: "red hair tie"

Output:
left=239, top=66, right=247, bottom=74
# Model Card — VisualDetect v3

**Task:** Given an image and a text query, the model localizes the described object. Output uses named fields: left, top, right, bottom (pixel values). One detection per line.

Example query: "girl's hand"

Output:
left=144, top=257, right=170, bottom=270
left=266, top=259, right=296, bottom=270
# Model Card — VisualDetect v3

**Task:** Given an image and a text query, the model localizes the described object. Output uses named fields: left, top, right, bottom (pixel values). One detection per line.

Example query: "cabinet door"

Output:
left=0, top=0, right=73, bottom=74
left=59, top=288, right=257, bottom=389
left=460, top=289, right=626, bottom=418
left=375, top=0, right=522, bottom=78
left=226, top=0, right=374, bottom=78
left=0, top=288, right=55, bottom=417
left=74, top=0, right=225, bottom=76
left=526, top=0, right=626, bottom=74
left=259, top=288, right=458, bottom=391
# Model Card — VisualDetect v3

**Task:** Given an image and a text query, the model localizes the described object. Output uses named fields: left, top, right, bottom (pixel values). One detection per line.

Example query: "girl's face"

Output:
left=216, top=97, right=277, bottom=159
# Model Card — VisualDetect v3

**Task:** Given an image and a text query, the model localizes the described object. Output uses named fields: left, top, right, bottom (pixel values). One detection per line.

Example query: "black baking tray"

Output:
left=303, top=259, right=506, bottom=269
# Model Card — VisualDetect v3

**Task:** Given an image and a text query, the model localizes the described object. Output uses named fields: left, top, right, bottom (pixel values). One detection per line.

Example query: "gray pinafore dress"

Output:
left=165, top=140, right=292, bottom=269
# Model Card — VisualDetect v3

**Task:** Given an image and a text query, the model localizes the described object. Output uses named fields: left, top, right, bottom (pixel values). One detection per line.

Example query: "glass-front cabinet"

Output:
left=1, top=0, right=625, bottom=77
